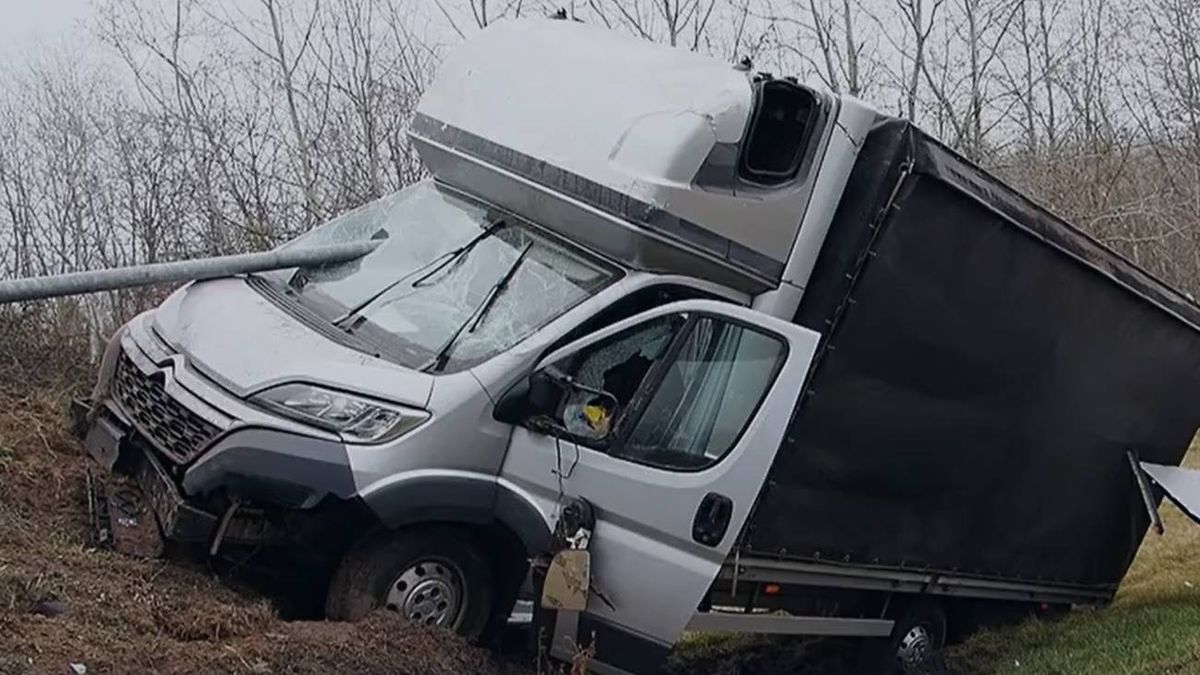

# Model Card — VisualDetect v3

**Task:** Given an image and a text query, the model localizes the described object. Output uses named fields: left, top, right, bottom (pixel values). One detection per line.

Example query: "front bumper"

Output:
left=80, top=405, right=219, bottom=545
left=79, top=394, right=356, bottom=550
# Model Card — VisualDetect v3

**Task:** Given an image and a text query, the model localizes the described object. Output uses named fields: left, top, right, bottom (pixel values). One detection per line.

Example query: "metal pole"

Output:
left=0, top=240, right=380, bottom=305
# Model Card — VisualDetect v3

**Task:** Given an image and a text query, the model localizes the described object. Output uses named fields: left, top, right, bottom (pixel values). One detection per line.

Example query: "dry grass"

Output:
left=0, top=387, right=527, bottom=675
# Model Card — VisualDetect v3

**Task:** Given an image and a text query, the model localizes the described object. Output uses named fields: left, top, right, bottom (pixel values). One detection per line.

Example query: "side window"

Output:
left=553, top=315, right=684, bottom=442
left=616, top=317, right=786, bottom=471
left=538, top=312, right=786, bottom=470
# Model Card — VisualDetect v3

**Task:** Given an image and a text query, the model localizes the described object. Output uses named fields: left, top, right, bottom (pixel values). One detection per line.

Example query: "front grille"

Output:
left=112, top=353, right=219, bottom=464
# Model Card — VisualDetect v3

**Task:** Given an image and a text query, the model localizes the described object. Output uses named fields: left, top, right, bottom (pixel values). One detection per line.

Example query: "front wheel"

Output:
left=325, top=526, right=494, bottom=638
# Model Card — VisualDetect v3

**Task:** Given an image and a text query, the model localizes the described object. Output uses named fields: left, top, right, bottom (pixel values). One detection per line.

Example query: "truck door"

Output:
left=498, top=300, right=820, bottom=673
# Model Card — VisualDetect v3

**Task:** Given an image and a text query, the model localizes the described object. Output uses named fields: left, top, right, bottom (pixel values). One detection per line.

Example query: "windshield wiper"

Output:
left=424, top=242, right=534, bottom=373
left=334, top=219, right=506, bottom=327
left=411, top=219, right=507, bottom=287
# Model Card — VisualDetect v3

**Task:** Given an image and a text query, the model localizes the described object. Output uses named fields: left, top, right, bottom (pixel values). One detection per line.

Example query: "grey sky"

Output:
left=0, top=0, right=95, bottom=58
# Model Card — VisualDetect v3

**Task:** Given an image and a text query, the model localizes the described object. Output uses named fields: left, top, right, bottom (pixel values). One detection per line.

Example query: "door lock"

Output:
left=692, top=492, right=733, bottom=546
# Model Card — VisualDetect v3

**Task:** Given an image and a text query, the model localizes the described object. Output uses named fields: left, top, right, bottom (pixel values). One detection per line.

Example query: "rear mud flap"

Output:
left=1140, top=461, right=1200, bottom=525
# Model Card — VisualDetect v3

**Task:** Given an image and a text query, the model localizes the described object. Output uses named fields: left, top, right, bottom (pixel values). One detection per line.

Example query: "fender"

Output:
left=183, top=427, right=356, bottom=510
left=362, top=471, right=553, bottom=555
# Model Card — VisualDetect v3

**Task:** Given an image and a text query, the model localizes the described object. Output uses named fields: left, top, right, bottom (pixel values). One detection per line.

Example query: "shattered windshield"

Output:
left=266, top=181, right=619, bottom=371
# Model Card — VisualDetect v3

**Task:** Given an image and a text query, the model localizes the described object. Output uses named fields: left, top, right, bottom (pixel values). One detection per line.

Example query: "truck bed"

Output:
left=742, top=117, right=1200, bottom=592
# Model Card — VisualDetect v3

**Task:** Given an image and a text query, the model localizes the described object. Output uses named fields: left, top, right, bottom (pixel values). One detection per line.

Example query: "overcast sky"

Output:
left=1, top=0, right=95, bottom=58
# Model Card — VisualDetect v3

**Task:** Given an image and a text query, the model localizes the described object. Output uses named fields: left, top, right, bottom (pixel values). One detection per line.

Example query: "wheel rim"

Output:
left=896, top=623, right=935, bottom=672
left=384, top=558, right=466, bottom=628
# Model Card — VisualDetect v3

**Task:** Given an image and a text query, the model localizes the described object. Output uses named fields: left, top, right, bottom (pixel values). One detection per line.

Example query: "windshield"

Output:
left=265, top=181, right=620, bottom=371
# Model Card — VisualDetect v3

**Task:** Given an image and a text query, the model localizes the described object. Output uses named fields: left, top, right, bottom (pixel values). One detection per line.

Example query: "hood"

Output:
left=152, top=278, right=434, bottom=407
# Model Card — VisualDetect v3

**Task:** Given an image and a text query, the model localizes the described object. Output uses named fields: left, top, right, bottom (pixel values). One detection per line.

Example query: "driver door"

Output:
left=499, top=300, right=820, bottom=673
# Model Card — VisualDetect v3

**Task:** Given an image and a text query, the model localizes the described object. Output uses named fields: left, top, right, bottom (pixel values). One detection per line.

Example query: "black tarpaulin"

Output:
left=744, top=118, right=1200, bottom=591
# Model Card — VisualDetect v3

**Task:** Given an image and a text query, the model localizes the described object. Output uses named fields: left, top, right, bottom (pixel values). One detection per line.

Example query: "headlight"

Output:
left=251, top=383, right=429, bottom=443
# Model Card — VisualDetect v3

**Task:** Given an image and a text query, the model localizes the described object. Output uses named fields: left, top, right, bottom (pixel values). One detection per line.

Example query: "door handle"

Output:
left=692, top=492, right=733, bottom=547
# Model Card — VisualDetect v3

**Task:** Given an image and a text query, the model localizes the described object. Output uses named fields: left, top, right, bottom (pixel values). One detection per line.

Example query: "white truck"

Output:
left=75, top=18, right=1200, bottom=674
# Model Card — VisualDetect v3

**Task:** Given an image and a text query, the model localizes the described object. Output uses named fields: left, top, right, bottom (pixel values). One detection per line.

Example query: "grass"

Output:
left=948, top=446, right=1200, bottom=674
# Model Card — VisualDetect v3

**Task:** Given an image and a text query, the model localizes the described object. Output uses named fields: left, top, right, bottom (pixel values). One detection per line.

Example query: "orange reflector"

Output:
left=764, top=584, right=781, bottom=595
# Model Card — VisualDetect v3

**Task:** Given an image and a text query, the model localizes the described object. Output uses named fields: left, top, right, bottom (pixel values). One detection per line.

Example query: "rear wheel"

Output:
left=325, top=526, right=494, bottom=638
left=886, top=601, right=947, bottom=675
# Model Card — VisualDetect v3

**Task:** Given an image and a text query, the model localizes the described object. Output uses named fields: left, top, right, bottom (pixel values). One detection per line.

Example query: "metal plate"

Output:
left=106, top=475, right=164, bottom=558
left=1142, top=462, right=1200, bottom=524
left=541, top=550, right=590, bottom=612
left=134, top=445, right=217, bottom=543
left=83, top=415, right=124, bottom=470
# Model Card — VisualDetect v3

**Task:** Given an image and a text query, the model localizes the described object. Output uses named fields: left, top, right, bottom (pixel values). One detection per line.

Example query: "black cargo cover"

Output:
left=743, top=118, right=1200, bottom=592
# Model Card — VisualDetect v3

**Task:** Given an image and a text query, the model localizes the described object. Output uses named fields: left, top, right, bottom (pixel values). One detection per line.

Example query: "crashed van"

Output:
left=79, top=18, right=1200, bottom=674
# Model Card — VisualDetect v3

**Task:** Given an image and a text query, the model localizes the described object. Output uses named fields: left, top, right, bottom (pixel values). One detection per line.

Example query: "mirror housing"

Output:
left=494, top=370, right=563, bottom=425
left=494, top=377, right=531, bottom=425
left=493, top=366, right=619, bottom=440
left=529, top=370, right=562, bottom=413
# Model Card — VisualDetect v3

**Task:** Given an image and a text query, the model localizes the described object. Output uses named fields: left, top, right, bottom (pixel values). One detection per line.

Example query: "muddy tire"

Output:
left=325, top=526, right=494, bottom=639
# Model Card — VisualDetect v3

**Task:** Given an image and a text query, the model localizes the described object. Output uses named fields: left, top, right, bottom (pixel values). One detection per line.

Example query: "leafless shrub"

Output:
left=4, top=0, right=1200, bottom=376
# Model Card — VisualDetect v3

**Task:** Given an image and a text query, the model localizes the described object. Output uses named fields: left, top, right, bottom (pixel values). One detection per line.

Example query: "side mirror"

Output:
left=529, top=370, right=562, bottom=413
left=493, top=370, right=564, bottom=425
left=494, top=367, right=619, bottom=440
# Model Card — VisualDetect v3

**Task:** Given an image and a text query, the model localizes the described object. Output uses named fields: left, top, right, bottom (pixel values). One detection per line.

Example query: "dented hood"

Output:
left=151, top=277, right=433, bottom=407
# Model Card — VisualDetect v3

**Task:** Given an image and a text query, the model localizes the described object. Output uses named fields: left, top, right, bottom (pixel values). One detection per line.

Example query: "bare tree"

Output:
left=897, top=0, right=943, bottom=120
left=209, top=0, right=328, bottom=226
left=10, top=0, right=1200, bottom=363
left=584, top=0, right=720, bottom=48
left=755, top=0, right=872, bottom=96
left=915, top=0, right=1020, bottom=159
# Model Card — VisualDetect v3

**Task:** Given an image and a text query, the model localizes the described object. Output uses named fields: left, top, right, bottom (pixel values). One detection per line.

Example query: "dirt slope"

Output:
left=0, top=389, right=526, bottom=675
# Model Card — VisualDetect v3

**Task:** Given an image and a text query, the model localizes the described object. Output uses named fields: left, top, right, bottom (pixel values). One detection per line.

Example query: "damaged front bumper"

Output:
left=75, top=394, right=357, bottom=559
left=77, top=400, right=236, bottom=554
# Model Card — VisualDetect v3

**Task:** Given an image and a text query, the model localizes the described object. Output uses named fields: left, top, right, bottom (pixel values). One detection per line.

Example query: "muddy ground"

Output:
left=0, top=389, right=537, bottom=675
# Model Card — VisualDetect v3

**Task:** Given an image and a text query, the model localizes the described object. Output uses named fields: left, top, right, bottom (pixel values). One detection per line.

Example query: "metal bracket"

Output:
left=209, top=501, right=242, bottom=557
left=550, top=609, right=582, bottom=662
left=1127, top=449, right=1165, bottom=535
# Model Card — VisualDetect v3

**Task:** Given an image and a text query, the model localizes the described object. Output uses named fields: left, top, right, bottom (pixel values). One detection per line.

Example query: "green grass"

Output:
left=948, top=447, right=1200, bottom=674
